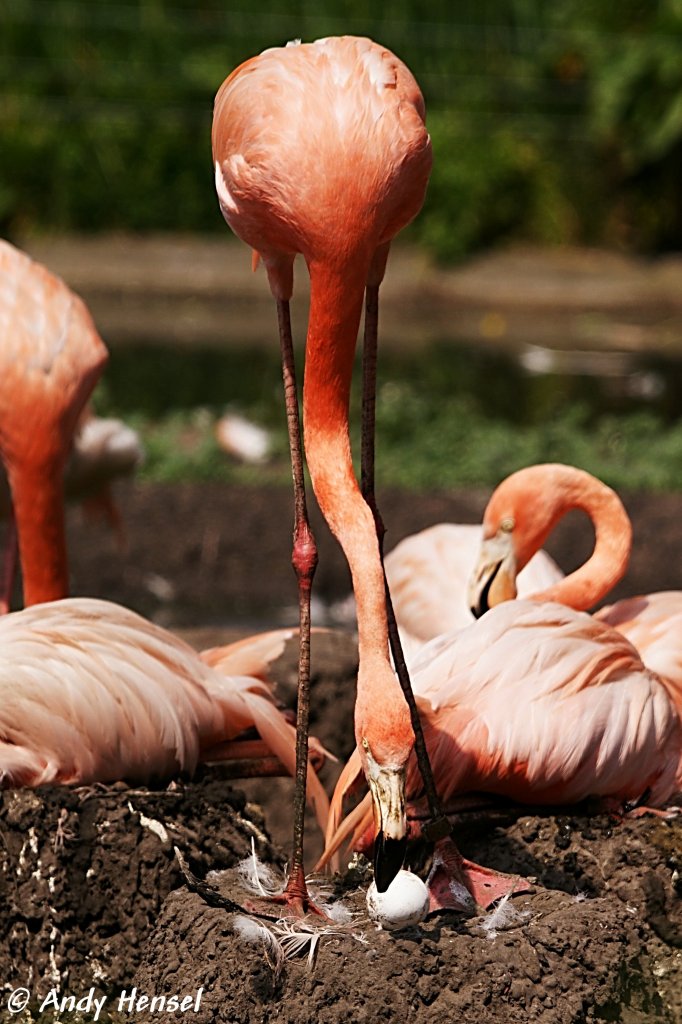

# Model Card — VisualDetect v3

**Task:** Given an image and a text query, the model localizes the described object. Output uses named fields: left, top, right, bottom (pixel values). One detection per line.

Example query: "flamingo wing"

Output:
left=322, top=600, right=682, bottom=863
left=596, top=591, right=682, bottom=714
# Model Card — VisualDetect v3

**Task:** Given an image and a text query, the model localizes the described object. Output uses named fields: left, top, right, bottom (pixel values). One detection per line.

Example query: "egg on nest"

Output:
left=366, top=870, right=430, bottom=930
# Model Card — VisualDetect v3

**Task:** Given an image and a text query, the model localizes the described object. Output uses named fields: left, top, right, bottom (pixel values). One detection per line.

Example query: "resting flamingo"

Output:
left=468, top=463, right=682, bottom=716
left=319, top=599, right=682, bottom=902
left=213, top=36, right=434, bottom=910
left=0, top=240, right=108, bottom=610
left=0, top=598, right=328, bottom=835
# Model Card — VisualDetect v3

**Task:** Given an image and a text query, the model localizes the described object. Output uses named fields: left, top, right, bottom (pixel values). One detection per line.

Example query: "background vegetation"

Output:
left=96, top=342, right=682, bottom=493
left=2, top=0, right=682, bottom=261
left=2, top=1, right=681, bottom=492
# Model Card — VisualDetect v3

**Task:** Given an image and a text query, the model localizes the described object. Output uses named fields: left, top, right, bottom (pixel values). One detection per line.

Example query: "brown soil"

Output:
left=2, top=480, right=682, bottom=1022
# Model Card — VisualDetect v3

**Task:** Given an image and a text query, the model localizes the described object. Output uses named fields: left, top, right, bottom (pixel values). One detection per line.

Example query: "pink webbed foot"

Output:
left=426, top=838, right=530, bottom=914
left=260, top=864, right=333, bottom=922
left=600, top=796, right=680, bottom=822
left=626, top=804, right=680, bottom=821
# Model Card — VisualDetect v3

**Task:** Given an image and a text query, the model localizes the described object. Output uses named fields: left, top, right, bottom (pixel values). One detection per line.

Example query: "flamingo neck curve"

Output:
left=512, top=464, right=632, bottom=611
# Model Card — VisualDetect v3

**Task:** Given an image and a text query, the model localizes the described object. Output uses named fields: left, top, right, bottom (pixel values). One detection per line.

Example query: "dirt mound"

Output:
left=131, top=812, right=682, bottom=1023
left=0, top=774, right=281, bottom=1008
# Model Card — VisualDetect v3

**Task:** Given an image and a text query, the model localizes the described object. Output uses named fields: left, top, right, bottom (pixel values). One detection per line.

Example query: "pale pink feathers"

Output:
left=386, top=522, right=563, bottom=643
left=321, top=600, right=682, bottom=864
left=0, top=599, right=328, bottom=832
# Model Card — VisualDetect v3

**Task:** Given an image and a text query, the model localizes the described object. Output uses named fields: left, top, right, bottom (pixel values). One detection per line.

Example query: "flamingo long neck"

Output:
left=525, top=472, right=632, bottom=611
left=7, top=463, right=69, bottom=605
left=302, top=258, right=392, bottom=679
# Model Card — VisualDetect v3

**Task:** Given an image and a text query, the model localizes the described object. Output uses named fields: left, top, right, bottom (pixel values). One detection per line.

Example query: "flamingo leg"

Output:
left=360, top=284, right=452, bottom=841
left=0, top=508, right=18, bottom=614
left=273, top=297, right=322, bottom=915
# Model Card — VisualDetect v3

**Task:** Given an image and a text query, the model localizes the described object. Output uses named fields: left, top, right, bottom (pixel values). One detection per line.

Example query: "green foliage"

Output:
left=1, top=1, right=680, bottom=255
left=93, top=338, right=682, bottom=492
left=115, top=398, right=682, bottom=493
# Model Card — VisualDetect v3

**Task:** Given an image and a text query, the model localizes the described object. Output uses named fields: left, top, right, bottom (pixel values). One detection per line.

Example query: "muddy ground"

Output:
left=2, top=479, right=682, bottom=1023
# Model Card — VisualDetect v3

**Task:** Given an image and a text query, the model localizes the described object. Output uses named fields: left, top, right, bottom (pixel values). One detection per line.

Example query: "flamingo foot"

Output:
left=626, top=804, right=680, bottom=821
left=600, top=796, right=680, bottom=821
left=263, top=864, right=334, bottom=922
left=426, top=838, right=530, bottom=914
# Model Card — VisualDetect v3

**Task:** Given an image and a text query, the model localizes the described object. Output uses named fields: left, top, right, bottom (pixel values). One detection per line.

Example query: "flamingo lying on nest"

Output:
left=468, top=462, right=682, bottom=715
left=0, top=240, right=108, bottom=611
left=0, top=599, right=329, bottom=835
left=319, top=599, right=682, bottom=906
left=213, top=35, right=439, bottom=911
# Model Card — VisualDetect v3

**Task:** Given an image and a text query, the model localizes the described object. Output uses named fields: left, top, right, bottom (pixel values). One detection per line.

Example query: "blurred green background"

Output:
left=2, top=0, right=681, bottom=259
left=2, top=0, right=682, bottom=492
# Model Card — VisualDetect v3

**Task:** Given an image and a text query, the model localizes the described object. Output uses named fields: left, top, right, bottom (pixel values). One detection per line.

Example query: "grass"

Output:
left=106, top=396, right=682, bottom=495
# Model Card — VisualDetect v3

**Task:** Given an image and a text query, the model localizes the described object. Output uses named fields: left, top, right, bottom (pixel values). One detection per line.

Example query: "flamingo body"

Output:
left=0, top=598, right=328, bottom=831
left=596, top=592, right=682, bottom=713
left=213, top=36, right=431, bottom=295
left=322, top=601, right=682, bottom=863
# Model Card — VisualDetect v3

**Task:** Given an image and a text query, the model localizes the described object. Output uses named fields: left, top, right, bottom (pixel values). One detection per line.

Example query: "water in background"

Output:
left=99, top=339, right=682, bottom=425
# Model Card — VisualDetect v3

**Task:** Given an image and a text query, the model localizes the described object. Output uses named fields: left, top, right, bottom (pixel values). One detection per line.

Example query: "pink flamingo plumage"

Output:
left=0, top=240, right=108, bottom=610
left=319, top=600, right=682, bottom=895
left=0, top=598, right=328, bottom=835
left=213, top=36, right=434, bottom=910
left=321, top=466, right=682, bottom=899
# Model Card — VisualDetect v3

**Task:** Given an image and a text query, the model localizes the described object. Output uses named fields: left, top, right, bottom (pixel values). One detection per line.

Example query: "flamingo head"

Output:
left=355, top=687, right=415, bottom=893
left=468, top=465, right=561, bottom=617
left=467, top=514, right=518, bottom=618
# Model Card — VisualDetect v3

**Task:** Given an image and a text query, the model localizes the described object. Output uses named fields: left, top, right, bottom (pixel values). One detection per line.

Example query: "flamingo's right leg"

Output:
left=272, top=297, right=324, bottom=917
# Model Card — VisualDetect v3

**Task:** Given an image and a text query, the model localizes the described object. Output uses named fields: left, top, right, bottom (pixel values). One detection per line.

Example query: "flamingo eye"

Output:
left=361, top=737, right=370, bottom=752
left=500, top=516, right=515, bottom=532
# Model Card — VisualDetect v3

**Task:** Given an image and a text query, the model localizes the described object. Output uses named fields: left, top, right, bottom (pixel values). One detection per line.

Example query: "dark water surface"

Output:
left=100, top=339, right=682, bottom=424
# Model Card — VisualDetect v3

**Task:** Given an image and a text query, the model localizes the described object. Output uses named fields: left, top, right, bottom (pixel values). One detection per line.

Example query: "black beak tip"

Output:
left=471, top=560, right=501, bottom=620
left=373, top=833, right=408, bottom=893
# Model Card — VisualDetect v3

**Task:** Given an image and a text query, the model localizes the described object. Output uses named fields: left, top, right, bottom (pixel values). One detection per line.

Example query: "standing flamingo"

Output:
left=0, top=597, right=329, bottom=836
left=319, top=599, right=682, bottom=896
left=468, top=462, right=682, bottom=715
left=0, top=241, right=108, bottom=609
left=213, top=36, right=433, bottom=909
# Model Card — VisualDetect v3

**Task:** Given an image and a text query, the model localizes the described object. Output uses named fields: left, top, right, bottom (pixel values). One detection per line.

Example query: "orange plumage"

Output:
left=0, top=241, right=108, bottom=606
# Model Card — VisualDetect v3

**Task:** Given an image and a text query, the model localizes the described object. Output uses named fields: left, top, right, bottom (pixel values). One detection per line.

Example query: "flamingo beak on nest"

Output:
left=468, top=531, right=517, bottom=618
left=366, top=753, right=408, bottom=893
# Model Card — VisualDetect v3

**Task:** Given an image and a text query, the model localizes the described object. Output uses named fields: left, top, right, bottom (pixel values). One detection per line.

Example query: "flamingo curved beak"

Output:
left=366, top=756, right=408, bottom=892
left=468, top=533, right=517, bottom=618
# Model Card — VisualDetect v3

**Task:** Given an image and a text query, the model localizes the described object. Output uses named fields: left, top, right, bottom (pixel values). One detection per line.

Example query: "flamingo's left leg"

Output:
left=360, top=270, right=453, bottom=849
left=0, top=508, right=18, bottom=614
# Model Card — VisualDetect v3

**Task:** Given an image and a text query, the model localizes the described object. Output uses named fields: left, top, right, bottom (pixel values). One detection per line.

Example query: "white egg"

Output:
left=366, top=870, right=430, bottom=930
